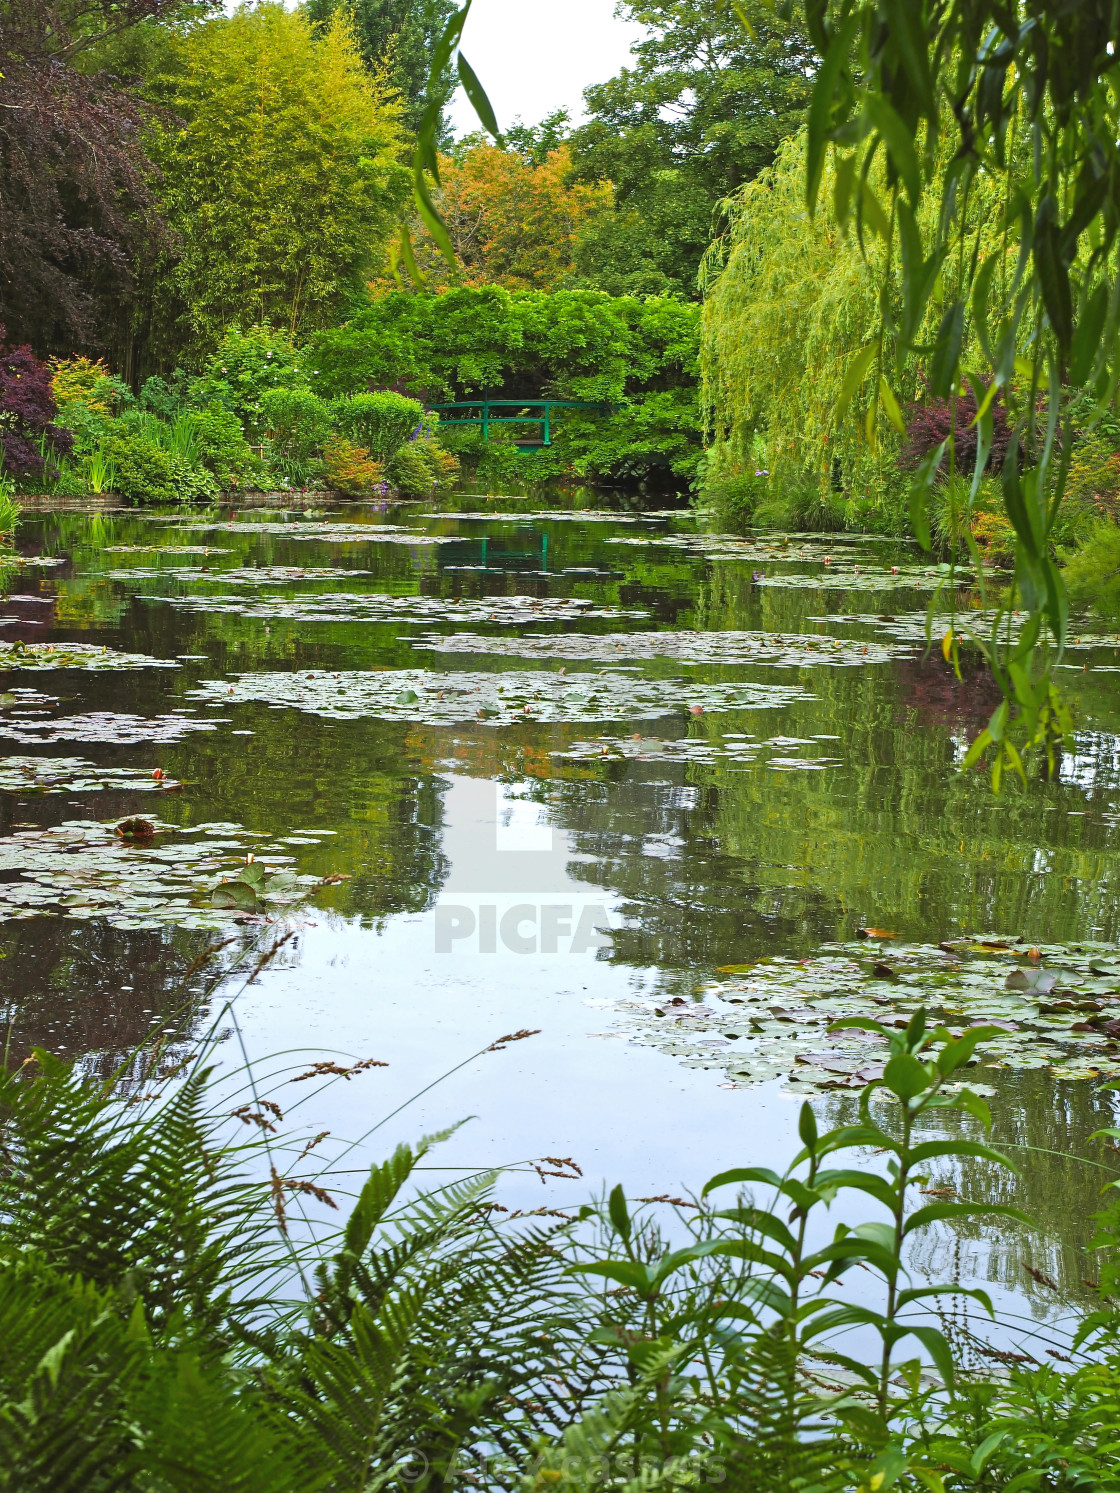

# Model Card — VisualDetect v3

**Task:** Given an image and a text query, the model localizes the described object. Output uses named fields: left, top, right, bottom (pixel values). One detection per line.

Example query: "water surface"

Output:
left=5, top=494, right=1120, bottom=1332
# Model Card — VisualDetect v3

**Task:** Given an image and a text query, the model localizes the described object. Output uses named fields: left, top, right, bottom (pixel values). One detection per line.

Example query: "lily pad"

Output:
left=815, top=610, right=1117, bottom=652
left=419, top=510, right=648, bottom=524
left=143, top=592, right=648, bottom=625
left=105, top=565, right=371, bottom=584
left=0, top=642, right=179, bottom=672
left=411, top=629, right=906, bottom=668
left=101, top=545, right=234, bottom=556
left=603, top=936, right=1120, bottom=1092
left=0, top=816, right=334, bottom=929
left=0, top=757, right=185, bottom=794
left=553, top=733, right=841, bottom=768
left=188, top=668, right=812, bottom=725
left=170, top=520, right=460, bottom=545
left=0, top=710, right=224, bottom=746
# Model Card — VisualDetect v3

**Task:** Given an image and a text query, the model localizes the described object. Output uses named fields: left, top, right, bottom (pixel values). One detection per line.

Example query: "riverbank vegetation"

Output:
left=8, top=1004, right=1120, bottom=1492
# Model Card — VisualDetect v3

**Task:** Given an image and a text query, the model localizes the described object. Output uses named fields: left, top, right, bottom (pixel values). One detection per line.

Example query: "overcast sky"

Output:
left=447, top=0, right=645, bottom=136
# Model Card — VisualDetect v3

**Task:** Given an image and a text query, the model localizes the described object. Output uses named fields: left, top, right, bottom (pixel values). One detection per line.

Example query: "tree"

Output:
left=146, top=4, right=409, bottom=357
left=801, top=0, right=1120, bottom=777
left=0, top=328, right=74, bottom=479
left=304, top=0, right=457, bottom=135
left=567, top=0, right=816, bottom=295
left=0, top=0, right=200, bottom=354
left=410, top=142, right=612, bottom=291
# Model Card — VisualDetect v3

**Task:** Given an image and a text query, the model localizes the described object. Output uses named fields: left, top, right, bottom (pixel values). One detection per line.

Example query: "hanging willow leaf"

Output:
left=834, top=342, right=877, bottom=421
left=456, top=52, right=499, bottom=138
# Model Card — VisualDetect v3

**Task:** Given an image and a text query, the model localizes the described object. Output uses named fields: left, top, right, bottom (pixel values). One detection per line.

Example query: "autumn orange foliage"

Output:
left=412, top=144, right=611, bottom=291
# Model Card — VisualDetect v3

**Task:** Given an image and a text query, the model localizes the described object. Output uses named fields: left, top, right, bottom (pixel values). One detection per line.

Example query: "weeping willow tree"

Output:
left=698, top=131, right=1011, bottom=524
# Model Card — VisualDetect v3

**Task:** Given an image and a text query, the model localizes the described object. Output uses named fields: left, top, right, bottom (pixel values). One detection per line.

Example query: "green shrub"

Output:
left=194, top=325, right=308, bottom=437
left=53, top=402, right=113, bottom=459
left=1063, top=522, right=1120, bottom=622
left=386, top=439, right=438, bottom=497
left=139, top=371, right=198, bottom=421
left=168, top=455, right=219, bottom=503
left=99, top=435, right=216, bottom=504
left=185, top=403, right=257, bottom=486
left=260, top=387, right=333, bottom=462
left=329, top=391, right=421, bottom=462
left=1065, top=432, right=1120, bottom=527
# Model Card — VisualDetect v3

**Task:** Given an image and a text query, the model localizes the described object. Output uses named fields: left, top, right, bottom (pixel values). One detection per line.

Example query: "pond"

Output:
left=4, top=492, right=1120, bottom=1339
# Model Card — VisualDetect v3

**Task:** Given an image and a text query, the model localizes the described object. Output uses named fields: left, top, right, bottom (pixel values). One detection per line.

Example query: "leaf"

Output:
left=929, top=300, right=965, bottom=397
left=970, top=254, right=999, bottom=364
left=566, top=1260, right=651, bottom=1294
left=806, top=14, right=858, bottom=215
left=703, top=1166, right=783, bottom=1197
left=867, top=96, right=921, bottom=204
left=457, top=53, right=499, bottom=137
left=909, top=440, right=948, bottom=551
left=883, top=1053, right=930, bottom=1103
left=835, top=343, right=877, bottom=422
left=1071, top=281, right=1109, bottom=385
left=210, top=881, right=260, bottom=911
left=860, top=179, right=892, bottom=240
left=607, top=1183, right=630, bottom=1241
left=881, top=0, right=935, bottom=117
left=905, top=1324, right=957, bottom=1389
left=1034, top=195, right=1074, bottom=348
left=879, top=376, right=905, bottom=433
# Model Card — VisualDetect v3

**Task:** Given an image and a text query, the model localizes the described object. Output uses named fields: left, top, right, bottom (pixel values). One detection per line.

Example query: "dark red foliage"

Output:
left=0, top=0, right=200, bottom=352
left=902, top=387, right=1013, bottom=476
left=0, top=327, right=73, bottom=478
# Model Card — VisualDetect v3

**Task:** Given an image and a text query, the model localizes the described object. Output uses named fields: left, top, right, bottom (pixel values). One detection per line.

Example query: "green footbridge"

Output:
left=426, top=398, right=608, bottom=449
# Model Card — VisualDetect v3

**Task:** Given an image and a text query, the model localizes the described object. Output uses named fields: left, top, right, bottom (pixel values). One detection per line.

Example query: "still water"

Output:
left=4, top=493, right=1120, bottom=1333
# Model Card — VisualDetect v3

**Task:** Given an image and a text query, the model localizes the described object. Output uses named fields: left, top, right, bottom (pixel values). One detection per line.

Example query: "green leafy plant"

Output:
left=260, top=387, right=333, bottom=463
left=82, top=445, right=117, bottom=495
left=329, top=390, right=422, bottom=463
left=184, top=404, right=258, bottom=487
left=0, top=1009, right=1118, bottom=1488
left=0, top=482, right=19, bottom=540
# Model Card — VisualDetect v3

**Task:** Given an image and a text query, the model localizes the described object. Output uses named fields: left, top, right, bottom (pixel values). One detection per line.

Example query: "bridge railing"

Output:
left=425, top=398, right=608, bottom=447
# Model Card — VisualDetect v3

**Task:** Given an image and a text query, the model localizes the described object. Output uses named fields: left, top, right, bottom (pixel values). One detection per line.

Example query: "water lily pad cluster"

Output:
left=421, top=510, right=646, bottom=524
left=0, top=757, right=185, bottom=795
left=0, top=710, right=223, bottom=746
left=106, top=565, right=371, bottom=584
left=172, top=520, right=458, bottom=545
left=101, top=545, right=233, bottom=556
left=603, top=937, right=1120, bottom=1091
left=752, top=564, right=982, bottom=594
left=411, top=629, right=904, bottom=668
left=554, top=733, right=841, bottom=769
left=0, top=642, right=180, bottom=671
left=188, top=668, right=812, bottom=725
left=0, top=688, right=57, bottom=711
left=0, top=817, right=335, bottom=930
left=815, top=610, right=1119, bottom=653
left=146, top=592, right=649, bottom=625
left=605, top=534, right=888, bottom=562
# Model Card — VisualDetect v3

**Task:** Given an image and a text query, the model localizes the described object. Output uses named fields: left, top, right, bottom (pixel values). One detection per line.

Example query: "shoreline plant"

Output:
left=5, top=983, right=1120, bottom=1490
